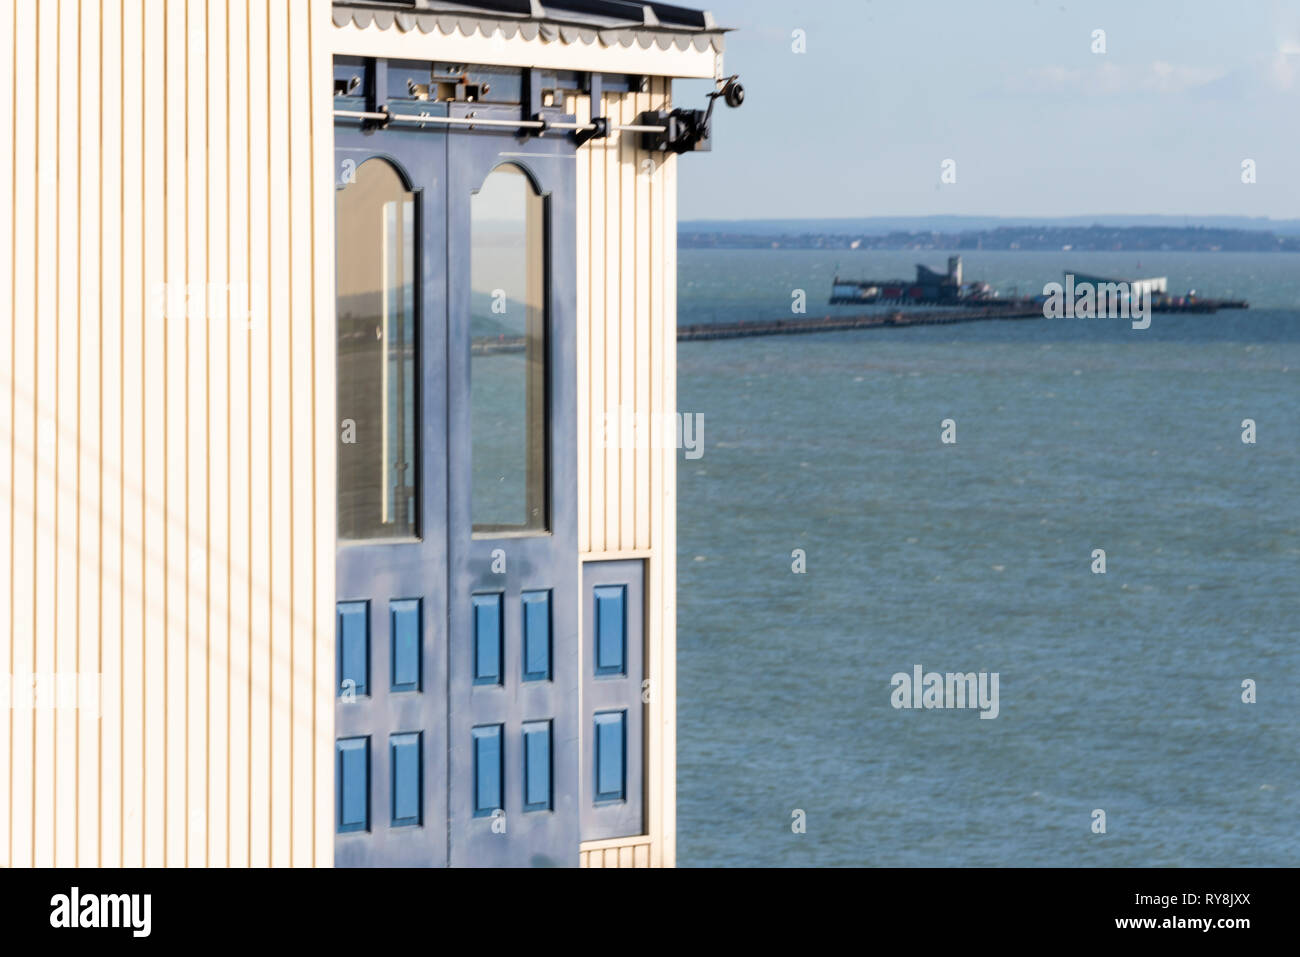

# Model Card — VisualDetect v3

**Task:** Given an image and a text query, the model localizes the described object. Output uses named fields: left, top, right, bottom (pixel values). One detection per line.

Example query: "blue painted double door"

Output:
left=334, top=105, right=579, bottom=867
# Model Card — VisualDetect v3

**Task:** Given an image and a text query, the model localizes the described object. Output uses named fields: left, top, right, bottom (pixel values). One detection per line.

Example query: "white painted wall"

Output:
left=0, top=0, right=336, bottom=867
left=0, top=0, right=695, bottom=868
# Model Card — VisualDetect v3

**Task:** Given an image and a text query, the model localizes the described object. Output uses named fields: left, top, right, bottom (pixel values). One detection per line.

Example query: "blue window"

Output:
left=472, top=594, right=503, bottom=686
left=337, top=737, right=370, bottom=833
left=522, top=721, right=552, bottom=812
left=391, top=599, right=421, bottom=692
left=522, top=591, right=551, bottom=682
left=390, top=732, right=422, bottom=827
left=337, top=601, right=369, bottom=696
left=594, top=585, right=626, bottom=676
left=594, top=711, right=626, bottom=803
left=472, top=724, right=503, bottom=816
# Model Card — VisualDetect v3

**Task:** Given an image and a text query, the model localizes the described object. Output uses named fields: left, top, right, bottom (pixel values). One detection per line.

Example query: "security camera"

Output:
left=721, top=78, right=744, bottom=108
left=635, top=74, right=745, bottom=154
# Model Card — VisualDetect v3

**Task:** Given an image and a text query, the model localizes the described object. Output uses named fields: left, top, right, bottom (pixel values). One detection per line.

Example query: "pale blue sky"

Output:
left=677, top=0, right=1300, bottom=221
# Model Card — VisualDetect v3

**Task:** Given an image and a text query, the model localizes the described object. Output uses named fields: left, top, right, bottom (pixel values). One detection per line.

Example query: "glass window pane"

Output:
left=470, top=165, right=548, bottom=534
left=336, top=159, right=418, bottom=541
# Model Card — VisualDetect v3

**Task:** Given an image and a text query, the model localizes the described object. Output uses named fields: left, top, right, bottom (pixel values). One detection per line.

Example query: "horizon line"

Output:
left=681, top=213, right=1300, bottom=224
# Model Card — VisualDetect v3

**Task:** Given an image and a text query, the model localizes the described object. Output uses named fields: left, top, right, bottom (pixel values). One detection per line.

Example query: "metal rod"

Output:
left=333, top=108, right=666, bottom=134
left=333, top=109, right=542, bottom=129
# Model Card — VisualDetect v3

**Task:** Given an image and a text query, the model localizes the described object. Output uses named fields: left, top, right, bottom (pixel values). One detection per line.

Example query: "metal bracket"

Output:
left=523, top=67, right=544, bottom=127
left=575, top=72, right=610, bottom=146
left=638, top=109, right=710, bottom=153
left=574, top=116, right=609, bottom=146
left=364, top=58, right=390, bottom=130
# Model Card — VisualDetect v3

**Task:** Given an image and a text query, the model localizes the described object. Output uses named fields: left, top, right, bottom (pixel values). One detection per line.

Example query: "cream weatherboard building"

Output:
left=0, top=0, right=730, bottom=867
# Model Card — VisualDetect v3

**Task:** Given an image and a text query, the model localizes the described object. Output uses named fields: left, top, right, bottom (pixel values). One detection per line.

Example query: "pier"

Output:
left=472, top=296, right=1250, bottom=353
left=677, top=306, right=1040, bottom=340
left=469, top=295, right=1251, bottom=353
left=675, top=297, right=1248, bottom=342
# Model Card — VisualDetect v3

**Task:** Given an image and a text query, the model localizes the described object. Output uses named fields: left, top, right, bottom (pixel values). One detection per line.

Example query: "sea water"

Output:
left=676, top=249, right=1300, bottom=866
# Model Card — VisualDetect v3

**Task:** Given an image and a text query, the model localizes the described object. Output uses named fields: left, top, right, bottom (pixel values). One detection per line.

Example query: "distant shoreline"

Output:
left=681, top=224, right=1300, bottom=254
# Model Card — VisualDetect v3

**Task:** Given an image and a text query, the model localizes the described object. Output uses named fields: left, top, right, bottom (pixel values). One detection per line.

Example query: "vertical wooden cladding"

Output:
left=573, top=82, right=679, bottom=867
left=579, top=836, right=652, bottom=868
left=576, top=81, right=677, bottom=559
left=0, top=0, right=335, bottom=867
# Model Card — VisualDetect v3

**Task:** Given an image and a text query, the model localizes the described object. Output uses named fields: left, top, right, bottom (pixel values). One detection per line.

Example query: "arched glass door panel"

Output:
left=470, top=164, right=548, bottom=534
left=337, top=158, right=418, bottom=541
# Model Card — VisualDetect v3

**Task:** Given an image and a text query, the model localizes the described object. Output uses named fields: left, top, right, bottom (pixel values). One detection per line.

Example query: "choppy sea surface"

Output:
left=675, top=250, right=1300, bottom=866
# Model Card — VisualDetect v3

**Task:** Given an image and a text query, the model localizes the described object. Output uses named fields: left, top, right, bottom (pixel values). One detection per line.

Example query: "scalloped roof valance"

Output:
left=332, top=1, right=726, bottom=55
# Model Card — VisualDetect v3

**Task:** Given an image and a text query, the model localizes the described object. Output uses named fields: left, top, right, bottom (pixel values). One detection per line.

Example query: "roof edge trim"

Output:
left=332, top=4, right=726, bottom=54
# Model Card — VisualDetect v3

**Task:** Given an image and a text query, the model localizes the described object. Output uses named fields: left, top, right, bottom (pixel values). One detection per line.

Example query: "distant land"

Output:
left=680, top=220, right=1300, bottom=254
left=680, top=215, right=1300, bottom=236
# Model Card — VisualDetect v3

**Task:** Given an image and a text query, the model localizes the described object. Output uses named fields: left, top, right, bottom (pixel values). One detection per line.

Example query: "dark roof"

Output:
left=333, top=1, right=726, bottom=52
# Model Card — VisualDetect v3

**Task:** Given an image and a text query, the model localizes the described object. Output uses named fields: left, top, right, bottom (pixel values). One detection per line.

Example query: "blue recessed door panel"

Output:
left=594, top=585, right=627, bottom=676
left=337, top=737, right=370, bottom=834
left=337, top=602, right=369, bottom=697
left=473, top=594, right=503, bottom=685
left=391, top=732, right=422, bottom=827
left=391, top=599, right=421, bottom=692
left=523, top=720, right=552, bottom=812
left=473, top=725, right=503, bottom=816
left=522, top=591, right=551, bottom=682
left=594, top=712, right=626, bottom=803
